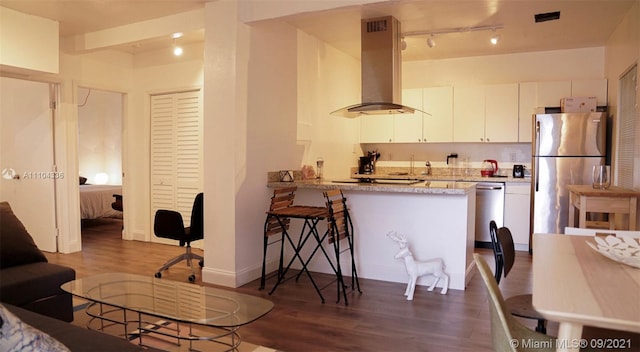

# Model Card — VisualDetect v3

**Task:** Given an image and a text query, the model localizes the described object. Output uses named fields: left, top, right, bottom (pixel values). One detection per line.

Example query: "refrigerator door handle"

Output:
left=535, top=120, right=540, bottom=192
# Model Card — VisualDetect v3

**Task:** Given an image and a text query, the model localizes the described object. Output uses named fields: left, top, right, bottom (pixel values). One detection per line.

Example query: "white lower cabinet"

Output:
left=504, top=183, right=531, bottom=251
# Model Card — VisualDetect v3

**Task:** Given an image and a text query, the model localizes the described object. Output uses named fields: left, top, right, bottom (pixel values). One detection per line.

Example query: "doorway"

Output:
left=0, top=77, right=58, bottom=252
left=77, top=87, right=124, bottom=235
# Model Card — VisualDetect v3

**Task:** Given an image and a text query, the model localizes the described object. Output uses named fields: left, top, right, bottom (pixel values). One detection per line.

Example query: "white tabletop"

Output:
left=532, top=234, right=640, bottom=351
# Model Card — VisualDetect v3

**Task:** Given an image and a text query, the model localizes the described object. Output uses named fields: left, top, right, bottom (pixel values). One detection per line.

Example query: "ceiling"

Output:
left=0, top=0, right=635, bottom=60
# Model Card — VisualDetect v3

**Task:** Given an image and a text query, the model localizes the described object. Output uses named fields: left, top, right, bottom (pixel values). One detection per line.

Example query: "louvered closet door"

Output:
left=151, top=90, right=202, bottom=242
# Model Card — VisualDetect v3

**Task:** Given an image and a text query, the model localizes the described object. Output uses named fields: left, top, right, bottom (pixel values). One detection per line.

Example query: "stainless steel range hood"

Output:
left=331, top=16, right=425, bottom=118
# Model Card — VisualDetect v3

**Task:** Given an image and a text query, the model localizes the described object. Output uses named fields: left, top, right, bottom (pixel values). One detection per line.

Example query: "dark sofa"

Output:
left=0, top=201, right=161, bottom=351
left=0, top=201, right=75, bottom=322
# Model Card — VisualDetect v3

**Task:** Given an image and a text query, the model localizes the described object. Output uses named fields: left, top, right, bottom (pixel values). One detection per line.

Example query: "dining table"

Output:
left=532, top=233, right=640, bottom=352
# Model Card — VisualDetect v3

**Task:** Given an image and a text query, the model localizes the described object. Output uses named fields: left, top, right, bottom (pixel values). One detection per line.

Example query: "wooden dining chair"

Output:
left=323, top=189, right=361, bottom=305
left=260, top=186, right=297, bottom=290
left=489, top=221, right=547, bottom=334
left=473, top=254, right=556, bottom=352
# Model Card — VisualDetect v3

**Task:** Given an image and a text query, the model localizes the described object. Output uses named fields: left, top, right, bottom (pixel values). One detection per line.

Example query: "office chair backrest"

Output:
left=489, top=220, right=504, bottom=284
left=497, top=226, right=516, bottom=279
left=189, top=193, right=204, bottom=241
left=154, top=210, right=186, bottom=239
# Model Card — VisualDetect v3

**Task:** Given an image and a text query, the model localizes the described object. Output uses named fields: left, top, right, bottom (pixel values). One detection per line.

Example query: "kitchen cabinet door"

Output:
left=571, top=79, right=607, bottom=106
left=504, top=183, right=531, bottom=251
left=360, top=114, right=394, bottom=143
left=518, top=82, right=537, bottom=143
left=423, top=86, right=453, bottom=142
left=453, top=85, right=485, bottom=142
left=394, top=88, right=424, bottom=143
left=537, top=80, right=571, bottom=107
left=485, top=83, right=519, bottom=142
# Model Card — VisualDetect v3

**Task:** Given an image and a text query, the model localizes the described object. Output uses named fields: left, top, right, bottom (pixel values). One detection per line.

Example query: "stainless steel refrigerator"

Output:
left=530, top=112, right=607, bottom=251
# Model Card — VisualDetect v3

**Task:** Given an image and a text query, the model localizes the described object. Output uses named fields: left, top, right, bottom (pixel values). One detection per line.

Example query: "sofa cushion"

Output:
left=0, top=202, right=47, bottom=269
left=0, top=262, right=75, bottom=309
left=4, top=304, right=162, bottom=352
left=0, top=303, right=70, bottom=352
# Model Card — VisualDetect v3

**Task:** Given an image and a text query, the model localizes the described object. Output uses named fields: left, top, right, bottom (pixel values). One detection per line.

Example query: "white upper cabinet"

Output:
left=453, top=84, right=518, bottom=143
left=571, top=79, right=608, bottom=106
left=359, top=79, right=606, bottom=145
left=423, top=86, right=453, bottom=143
left=360, top=114, right=394, bottom=143
left=537, top=80, right=572, bottom=107
left=453, top=85, right=485, bottom=142
left=518, top=82, right=537, bottom=143
left=485, top=83, right=519, bottom=143
left=394, top=88, right=424, bottom=143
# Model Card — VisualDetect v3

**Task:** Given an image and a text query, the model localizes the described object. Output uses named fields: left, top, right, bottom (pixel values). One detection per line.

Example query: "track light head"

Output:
left=490, top=33, right=500, bottom=45
left=401, top=38, right=407, bottom=50
left=426, top=35, right=435, bottom=48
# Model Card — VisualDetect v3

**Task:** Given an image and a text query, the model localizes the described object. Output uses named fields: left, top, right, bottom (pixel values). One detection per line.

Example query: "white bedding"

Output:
left=79, top=184, right=122, bottom=219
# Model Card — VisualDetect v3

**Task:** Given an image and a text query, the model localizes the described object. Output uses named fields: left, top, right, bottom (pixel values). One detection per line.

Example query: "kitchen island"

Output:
left=266, top=179, right=476, bottom=292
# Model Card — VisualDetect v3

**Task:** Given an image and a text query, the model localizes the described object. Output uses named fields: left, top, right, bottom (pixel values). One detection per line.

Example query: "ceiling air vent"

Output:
left=366, top=18, right=388, bottom=33
left=534, top=11, right=561, bottom=23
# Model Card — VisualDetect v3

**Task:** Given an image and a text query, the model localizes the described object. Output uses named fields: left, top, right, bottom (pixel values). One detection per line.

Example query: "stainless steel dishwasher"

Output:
left=475, top=182, right=505, bottom=247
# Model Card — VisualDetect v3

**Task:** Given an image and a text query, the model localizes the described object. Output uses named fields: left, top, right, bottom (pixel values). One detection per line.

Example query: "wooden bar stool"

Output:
left=323, top=189, right=361, bottom=305
left=260, top=186, right=297, bottom=290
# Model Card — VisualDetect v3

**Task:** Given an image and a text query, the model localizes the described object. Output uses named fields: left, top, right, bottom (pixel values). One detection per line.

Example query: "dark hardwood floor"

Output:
left=46, top=219, right=549, bottom=352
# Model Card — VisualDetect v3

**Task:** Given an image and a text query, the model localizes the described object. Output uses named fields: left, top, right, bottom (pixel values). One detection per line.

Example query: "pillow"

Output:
left=79, top=176, right=87, bottom=185
left=0, top=202, right=48, bottom=269
left=0, top=304, right=71, bottom=352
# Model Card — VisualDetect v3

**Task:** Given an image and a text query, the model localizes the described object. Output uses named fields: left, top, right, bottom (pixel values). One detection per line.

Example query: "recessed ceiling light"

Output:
left=172, top=32, right=183, bottom=39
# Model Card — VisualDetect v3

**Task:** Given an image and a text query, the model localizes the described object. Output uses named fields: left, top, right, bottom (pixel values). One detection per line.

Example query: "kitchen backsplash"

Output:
left=360, top=141, right=532, bottom=168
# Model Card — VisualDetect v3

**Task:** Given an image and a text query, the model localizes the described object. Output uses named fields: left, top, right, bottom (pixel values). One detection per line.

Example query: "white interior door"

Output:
left=0, top=77, right=57, bottom=252
left=150, top=90, right=203, bottom=246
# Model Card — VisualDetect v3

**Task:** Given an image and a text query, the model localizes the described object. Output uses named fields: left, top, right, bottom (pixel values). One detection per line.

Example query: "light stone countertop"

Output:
left=267, top=179, right=476, bottom=195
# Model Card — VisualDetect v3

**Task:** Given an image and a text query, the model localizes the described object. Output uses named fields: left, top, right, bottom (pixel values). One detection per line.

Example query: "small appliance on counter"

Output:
left=481, top=159, right=499, bottom=177
left=512, top=164, right=525, bottom=178
left=359, top=150, right=380, bottom=174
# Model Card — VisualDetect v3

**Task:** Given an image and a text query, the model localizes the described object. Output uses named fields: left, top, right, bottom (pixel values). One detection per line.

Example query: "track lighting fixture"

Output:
left=172, top=32, right=183, bottom=56
left=426, top=34, right=435, bottom=48
left=402, top=24, right=503, bottom=48
left=490, top=30, right=500, bottom=45
left=401, top=37, right=407, bottom=50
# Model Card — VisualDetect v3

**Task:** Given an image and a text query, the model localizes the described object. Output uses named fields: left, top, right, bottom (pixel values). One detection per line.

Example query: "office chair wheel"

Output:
left=188, top=274, right=196, bottom=282
left=154, top=272, right=162, bottom=278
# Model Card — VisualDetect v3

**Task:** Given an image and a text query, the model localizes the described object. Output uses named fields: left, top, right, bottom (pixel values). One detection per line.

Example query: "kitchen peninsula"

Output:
left=266, top=175, right=476, bottom=291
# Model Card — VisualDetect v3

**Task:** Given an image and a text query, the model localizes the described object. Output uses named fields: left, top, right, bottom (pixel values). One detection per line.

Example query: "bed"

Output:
left=79, top=184, right=123, bottom=219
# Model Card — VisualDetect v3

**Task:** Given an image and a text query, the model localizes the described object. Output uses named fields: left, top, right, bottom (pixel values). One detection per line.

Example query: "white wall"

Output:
left=604, top=0, right=640, bottom=188
left=77, top=87, right=122, bottom=185
left=403, top=47, right=605, bottom=87
left=0, top=6, right=59, bottom=74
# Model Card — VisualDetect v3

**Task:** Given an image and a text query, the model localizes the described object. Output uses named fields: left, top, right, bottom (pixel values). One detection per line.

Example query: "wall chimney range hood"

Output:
left=331, top=16, right=426, bottom=118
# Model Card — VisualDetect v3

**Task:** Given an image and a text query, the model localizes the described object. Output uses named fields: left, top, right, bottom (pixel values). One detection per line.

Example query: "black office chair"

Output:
left=153, top=193, right=204, bottom=282
left=489, top=220, right=547, bottom=334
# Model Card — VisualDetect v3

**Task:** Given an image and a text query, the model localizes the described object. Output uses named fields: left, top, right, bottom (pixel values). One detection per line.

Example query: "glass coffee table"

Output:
left=61, top=273, right=273, bottom=351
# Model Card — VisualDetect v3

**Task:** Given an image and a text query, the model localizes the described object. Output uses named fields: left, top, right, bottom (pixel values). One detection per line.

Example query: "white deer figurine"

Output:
left=387, top=231, right=449, bottom=300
